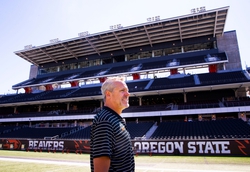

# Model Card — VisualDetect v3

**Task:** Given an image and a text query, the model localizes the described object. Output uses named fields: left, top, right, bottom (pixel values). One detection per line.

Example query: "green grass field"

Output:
left=0, top=150, right=250, bottom=172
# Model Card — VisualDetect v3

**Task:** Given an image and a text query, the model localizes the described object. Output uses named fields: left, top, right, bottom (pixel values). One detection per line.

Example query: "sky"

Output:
left=0, top=0, right=249, bottom=95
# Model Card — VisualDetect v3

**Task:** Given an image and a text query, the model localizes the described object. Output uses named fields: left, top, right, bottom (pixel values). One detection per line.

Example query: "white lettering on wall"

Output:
left=134, top=141, right=230, bottom=155
left=28, top=140, right=64, bottom=150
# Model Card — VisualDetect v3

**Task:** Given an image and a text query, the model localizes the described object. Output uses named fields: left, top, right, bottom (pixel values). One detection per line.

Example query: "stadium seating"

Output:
left=1, top=119, right=249, bottom=140
left=198, top=71, right=249, bottom=86
left=62, top=126, right=91, bottom=139
left=150, top=118, right=250, bottom=139
left=0, top=126, right=77, bottom=139
left=149, top=75, right=195, bottom=90
left=177, top=100, right=220, bottom=110
left=126, top=122, right=154, bottom=139
left=2, top=70, right=249, bottom=105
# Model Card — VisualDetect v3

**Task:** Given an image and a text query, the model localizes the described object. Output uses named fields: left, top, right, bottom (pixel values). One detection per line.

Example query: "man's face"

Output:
left=110, top=81, right=130, bottom=111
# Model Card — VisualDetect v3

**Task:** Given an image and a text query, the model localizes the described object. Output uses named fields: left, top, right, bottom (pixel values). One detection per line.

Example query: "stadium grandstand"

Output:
left=0, top=6, right=250, bottom=156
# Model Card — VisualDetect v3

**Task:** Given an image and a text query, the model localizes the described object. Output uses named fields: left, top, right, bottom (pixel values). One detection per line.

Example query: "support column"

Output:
left=125, top=55, right=128, bottom=61
left=67, top=103, right=70, bottom=111
left=99, top=77, right=107, bottom=83
left=183, top=92, right=187, bottom=103
left=45, top=84, right=53, bottom=91
left=132, top=73, right=140, bottom=80
left=170, top=68, right=178, bottom=75
left=14, top=107, right=17, bottom=114
left=139, top=97, right=142, bottom=106
left=100, top=100, right=103, bottom=108
left=38, top=105, right=41, bottom=112
left=24, top=87, right=32, bottom=94
left=70, top=81, right=79, bottom=87
left=234, top=89, right=238, bottom=98
left=208, top=64, right=218, bottom=73
left=181, top=46, right=184, bottom=53
left=124, top=75, right=127, bottom=81
left=223, top=63, right=226, bottom=70
left=183, top=68, right=186, bottom=74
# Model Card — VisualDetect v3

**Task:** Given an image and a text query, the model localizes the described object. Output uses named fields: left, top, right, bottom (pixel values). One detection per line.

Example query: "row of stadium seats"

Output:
left=1, top=70, right=249, bottom=105
left=177, top=100, right=221, bottom=109
left=198, top=70, right=248, bottom=85
left=0, top=126, right=77, bottom=139
left=150, top=118, right=250, bottom=139
left=12, top=51, right=227, bottom=88
left=2, top=98, right=250, bottom=119
left=62, top=126, right=91, bottom=139
left=1, top=119, right=249, bottom=140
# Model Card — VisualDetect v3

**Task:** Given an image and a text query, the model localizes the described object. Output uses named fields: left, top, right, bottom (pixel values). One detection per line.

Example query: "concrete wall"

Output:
left=1, top=139, right=250, bottom=156
left=29, top=65, right=38, bottom=79
left=217, top=31, right=242, bottom=70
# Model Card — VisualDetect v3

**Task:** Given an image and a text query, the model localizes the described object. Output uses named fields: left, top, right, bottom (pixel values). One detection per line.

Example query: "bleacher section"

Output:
left=66, top=86, right=101, bottom=98
left=150, top=118, right=250, bottom=139
left=126, top=80, right=150, bottom=92
left=1, top=98, right=250, bottom=119
left=123, top=105, right=168, bottom=113
left=126, top=122, right=154, bottom=139
left=0, top=126, right=19, bottom=134
left=178, top=100, right=220, bottom=110
left=198, top=70, right=249, bottom=85
left=3, top=69, right=248, bottom=106
left=0, top=86, right=101, bottom=104
left=62, top=126, right=91, bottom=139
left=1, top=119, right=249, bottom=140
left=0, top=126, right=77, bottom=139
left=149, top=75, right=195, bottom=90
left=224, top=99, right=250, bottom=107
left=12, top=50, right=228, bottom=88
left=62, top=122, right=155, bottom=140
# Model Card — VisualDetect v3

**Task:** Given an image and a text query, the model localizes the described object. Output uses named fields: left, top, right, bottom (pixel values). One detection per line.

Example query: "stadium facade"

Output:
left=0, top=6, right=250, bottom=156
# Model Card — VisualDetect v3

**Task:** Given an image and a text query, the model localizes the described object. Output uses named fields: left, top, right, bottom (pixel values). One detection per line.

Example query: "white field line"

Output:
left=0, top=157, right=248, bottom=172
left=0, top=157, right=88, bottom=166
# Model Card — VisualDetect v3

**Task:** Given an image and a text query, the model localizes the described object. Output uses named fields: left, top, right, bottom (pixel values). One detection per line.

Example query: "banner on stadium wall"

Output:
left=0, top=139, right=249, bottom=156
left=132, top=140, right=250, bottom=156
left=0, top=139, right=90, bottom=154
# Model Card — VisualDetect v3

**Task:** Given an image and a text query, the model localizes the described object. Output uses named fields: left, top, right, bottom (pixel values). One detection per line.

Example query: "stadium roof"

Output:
left=14, top=6, right=229, bottom=66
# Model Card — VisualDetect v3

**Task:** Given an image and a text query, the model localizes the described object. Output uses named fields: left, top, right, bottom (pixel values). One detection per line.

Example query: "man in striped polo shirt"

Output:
left=90, top=77, right=135, bottom=172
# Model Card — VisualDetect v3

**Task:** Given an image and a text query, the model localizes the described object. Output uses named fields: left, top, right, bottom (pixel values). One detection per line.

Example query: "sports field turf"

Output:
left=0, top=150, right=249, bottom=172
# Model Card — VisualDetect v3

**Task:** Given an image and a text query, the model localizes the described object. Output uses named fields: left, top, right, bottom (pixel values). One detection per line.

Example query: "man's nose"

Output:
left=126, top=91, right=130, bottom=96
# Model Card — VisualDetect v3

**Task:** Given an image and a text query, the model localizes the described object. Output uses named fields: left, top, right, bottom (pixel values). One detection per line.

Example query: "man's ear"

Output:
left=105, top=90, right=111, bottom=99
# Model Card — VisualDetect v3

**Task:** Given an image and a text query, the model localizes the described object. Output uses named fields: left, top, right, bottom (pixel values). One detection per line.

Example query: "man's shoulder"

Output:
left=94, top=107, right=116, bottom=122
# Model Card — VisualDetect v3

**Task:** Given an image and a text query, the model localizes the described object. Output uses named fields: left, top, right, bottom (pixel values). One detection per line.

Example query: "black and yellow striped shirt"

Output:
left=90, top=106, right=135, bottom=172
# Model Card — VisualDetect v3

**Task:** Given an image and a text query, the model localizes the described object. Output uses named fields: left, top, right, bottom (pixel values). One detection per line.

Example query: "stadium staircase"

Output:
left=126, top=122, right=154, bottom=139
left=144, top=79, right=154, bottom=90
left=144, top=122, right=158, bottom=139
left=193, top=74, right=200, bottom=85
left=243, top=70, right=250, bottom=79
